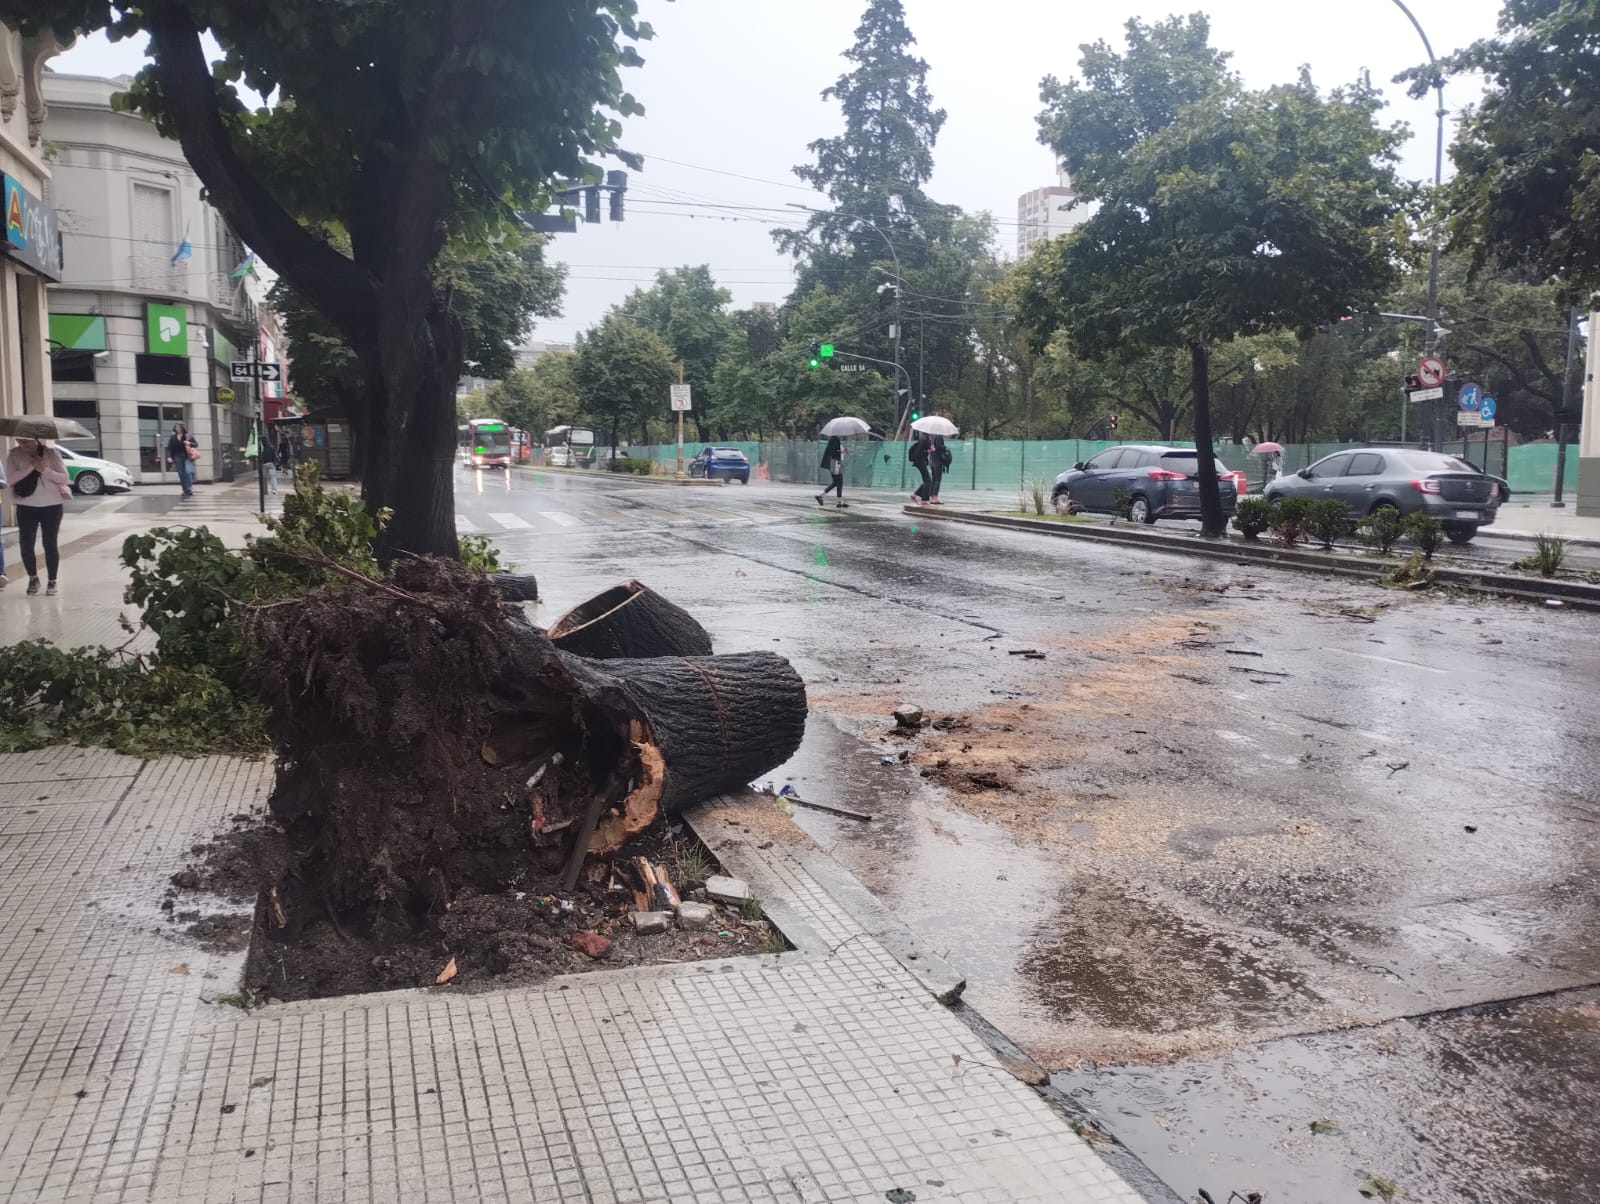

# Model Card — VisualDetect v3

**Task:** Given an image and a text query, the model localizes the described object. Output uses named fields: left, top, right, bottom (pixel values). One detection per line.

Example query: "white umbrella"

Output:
left=820, top=416, right=872, bottom=437
left=910, top=415, right=959, bottom=437
left=0, top=414, right=94, bottom=442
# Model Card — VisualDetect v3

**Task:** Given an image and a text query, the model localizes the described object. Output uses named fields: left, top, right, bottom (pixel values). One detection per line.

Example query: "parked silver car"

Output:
left=1264, top=448, right=1506, bottom=543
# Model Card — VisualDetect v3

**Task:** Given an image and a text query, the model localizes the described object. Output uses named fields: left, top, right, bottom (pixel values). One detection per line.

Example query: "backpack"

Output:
left=908, top=440, right=928, bottom=466
left=937, top=444, right=952, bottom=469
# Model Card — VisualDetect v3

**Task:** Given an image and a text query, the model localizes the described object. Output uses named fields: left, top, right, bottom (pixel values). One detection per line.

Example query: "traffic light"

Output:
left=1404, top=374, right=1422, bottom=391
left=584, top=186, right=600, bottom=224
left=607, top=171, right=626, bottom=222
left=1108, top=414, right=1118, bottom=431
left=910, top=410, right=921, bottom=422
left=806, top=341, right=820, bottom=369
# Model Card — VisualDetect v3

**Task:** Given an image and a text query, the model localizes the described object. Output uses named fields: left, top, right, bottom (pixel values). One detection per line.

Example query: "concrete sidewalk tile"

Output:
left=0, top=736, right=1140, bottom=1199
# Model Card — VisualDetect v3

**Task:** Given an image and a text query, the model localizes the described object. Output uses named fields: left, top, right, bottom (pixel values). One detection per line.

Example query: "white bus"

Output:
left=544, top=425, right=595, bottom=467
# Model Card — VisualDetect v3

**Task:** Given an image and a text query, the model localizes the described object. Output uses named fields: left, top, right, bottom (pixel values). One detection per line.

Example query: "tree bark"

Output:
left=548, top=580, right=713, bottom=659
left=1190, top=340, right=1225, bottom=538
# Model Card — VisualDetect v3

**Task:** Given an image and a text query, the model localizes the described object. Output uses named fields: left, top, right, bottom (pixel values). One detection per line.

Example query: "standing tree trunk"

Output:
left=362, top=298, right=465, bottom=560
left=1190, top=340, right=1225, bottom=538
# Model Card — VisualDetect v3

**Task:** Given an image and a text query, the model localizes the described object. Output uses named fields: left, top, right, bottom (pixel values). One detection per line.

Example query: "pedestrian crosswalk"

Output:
left=454, top=500, right=799, bottom=537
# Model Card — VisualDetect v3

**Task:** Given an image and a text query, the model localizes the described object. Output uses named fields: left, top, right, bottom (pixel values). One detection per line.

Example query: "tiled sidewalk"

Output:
left=0, top=488, right=1145, bottom=1204
left=0, top=749, right=1140, bottom=1204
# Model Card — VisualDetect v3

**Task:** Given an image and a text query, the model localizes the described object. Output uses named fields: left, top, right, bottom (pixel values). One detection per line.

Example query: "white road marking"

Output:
left=537, top=511, right=578, bottom=528
left=454, top=515, right=478, bottom=532
left=489, top=512, right=533, bottom=530
left=1325, top=647, right=1448, bottom=675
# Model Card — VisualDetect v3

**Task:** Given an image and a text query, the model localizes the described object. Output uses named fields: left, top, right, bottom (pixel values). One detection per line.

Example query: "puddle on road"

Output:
left=1057, top=988, right=1600, bottom=1204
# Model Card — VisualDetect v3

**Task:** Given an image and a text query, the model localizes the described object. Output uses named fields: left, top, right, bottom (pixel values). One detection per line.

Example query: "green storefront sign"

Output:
left=48, top=313, right=107, bottom=351
left=145, top=302, right=188, bottom=355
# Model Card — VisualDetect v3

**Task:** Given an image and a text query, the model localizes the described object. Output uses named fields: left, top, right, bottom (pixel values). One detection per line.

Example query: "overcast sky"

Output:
left=53, top=0, right=1503, bottom=347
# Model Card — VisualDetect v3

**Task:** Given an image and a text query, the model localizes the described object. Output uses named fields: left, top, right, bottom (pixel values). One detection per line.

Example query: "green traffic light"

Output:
left=808, top=357, right=820, bottom=369
left=911, top=411, right=921, bottom=421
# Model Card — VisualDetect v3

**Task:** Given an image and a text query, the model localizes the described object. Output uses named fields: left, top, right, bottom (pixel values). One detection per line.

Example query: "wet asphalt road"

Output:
left=465, top=467, right=1600, bottom=1204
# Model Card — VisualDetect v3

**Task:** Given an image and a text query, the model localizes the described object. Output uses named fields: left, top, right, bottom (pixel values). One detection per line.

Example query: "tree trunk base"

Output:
left=245, top=558, right=804, bottom=938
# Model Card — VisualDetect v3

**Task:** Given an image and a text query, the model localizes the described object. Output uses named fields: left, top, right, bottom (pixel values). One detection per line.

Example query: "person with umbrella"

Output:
left=0, top=415, right=92, bottom=595
left=909, top=415, right=959, bottom=505
left=4, top=435, right=73, bottom=596
left=816, top=417, right=869, bottom=510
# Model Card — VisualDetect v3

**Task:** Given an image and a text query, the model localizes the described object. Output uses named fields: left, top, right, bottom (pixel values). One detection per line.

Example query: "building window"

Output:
left=54, top=399, right=102, bottom=458
left=131, top=181, right=178, bottom=290
left=51, top=352, right=96, bottom=383
left=136, top=352, right=192, bottom=387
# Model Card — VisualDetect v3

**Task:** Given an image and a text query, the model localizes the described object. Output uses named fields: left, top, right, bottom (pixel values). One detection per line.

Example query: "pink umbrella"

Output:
left=1251, top=441, right=1283, bottom=454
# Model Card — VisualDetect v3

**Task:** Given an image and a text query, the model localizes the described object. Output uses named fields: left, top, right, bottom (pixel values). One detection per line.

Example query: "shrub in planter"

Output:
left=1357, top=506, right=1405, bottom=555
left=1402, top=511, right=1445, bottom=560
left=1273, top=495, right=1314, bottom=547
left=1232, top=496, right=1275, bottom=540
left=1304, top=498, right=1353, bottom=549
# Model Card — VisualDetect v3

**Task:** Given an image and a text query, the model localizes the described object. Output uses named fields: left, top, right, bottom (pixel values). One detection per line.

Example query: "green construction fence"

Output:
left=630, top=437, right=1580, bottom=497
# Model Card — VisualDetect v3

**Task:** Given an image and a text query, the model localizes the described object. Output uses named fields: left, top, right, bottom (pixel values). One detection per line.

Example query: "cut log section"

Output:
left=548, top=579, right=713, bottom=659
left=245, top=558, right=804, bottom=938
left=490, top=572, right=540, bottom=602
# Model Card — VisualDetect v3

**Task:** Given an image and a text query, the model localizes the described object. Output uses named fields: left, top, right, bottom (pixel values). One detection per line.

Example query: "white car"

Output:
left=57, top=446, right=134, bottom=495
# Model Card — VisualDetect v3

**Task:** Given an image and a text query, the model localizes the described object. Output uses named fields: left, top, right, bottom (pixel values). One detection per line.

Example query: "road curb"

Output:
left=1474, top=524, right=1600, bottom=550
left=908, top=506, right=1600, bottom=611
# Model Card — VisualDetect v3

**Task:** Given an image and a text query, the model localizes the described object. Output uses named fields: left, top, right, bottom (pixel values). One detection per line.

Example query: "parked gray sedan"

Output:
left=1264, top=448, right=1506, bottom=543
left=1051, top=445, right=1242, bottom=525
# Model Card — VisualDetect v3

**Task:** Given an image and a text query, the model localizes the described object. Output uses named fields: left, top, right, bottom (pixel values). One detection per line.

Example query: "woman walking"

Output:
left=909, top=432, right=934, bottom=504
left=815, top=435, right=848, bottom=509
left=4, top=437, right=73, bottom=596
left=928, top=434, right=952, bottom=504
left=167, top=422, right=199, bottom=497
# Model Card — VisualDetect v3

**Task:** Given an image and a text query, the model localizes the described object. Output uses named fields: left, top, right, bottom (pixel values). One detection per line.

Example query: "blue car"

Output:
left=689, top=446, right=750, bottom=483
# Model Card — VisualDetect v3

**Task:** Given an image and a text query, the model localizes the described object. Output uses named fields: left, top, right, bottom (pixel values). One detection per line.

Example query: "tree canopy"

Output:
left=574, top=316, right=676, bottom=451
left=1019, top=17, right=1411, bottom=533
left=6, top=0, right=649, bottom=558
left=1418, top=0, right=1600, bottom=300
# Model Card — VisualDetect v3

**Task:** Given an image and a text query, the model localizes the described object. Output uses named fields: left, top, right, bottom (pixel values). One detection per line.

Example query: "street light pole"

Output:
left=1390, top=0, right=1447, bottom=451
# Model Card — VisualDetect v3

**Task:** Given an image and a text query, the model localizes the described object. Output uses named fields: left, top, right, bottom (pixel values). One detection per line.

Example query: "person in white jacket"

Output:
left=4, top=438, right=73, bottom=595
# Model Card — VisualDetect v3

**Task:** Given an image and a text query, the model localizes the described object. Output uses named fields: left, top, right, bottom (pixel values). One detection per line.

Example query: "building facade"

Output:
left=1016, top=166, right=1091, bottom=259
left=0, top=24, right=71, bottom=438
left=41, top=72, right=259, bottom=484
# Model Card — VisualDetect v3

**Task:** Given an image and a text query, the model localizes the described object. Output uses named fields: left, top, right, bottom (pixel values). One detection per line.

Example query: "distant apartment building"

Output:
left=42, top=72, right=262, bottom=483
left=1016, top=166, right=1091, bottom=259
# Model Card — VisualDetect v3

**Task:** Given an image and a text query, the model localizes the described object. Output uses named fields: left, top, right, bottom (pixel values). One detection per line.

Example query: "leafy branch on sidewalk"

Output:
left=0, top=465, right=474, bottom=757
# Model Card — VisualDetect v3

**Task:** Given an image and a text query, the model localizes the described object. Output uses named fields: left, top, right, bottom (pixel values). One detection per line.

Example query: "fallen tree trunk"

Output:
left=490, top=572, right=540, bottom=603
left=548, top=579, right=712, bottom=659
left=246, top=559, right=803, bottom=937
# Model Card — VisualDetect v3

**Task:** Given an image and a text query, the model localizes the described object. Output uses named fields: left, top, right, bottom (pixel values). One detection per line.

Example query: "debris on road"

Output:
left=1006, top=648, right=1042, bottom=656
left=547, top=578, right=713, bottom=659
left=1386, top=761, right=1410, bottom=777
left=676, top=901, right=714, bottom=930
left=630, top=911, right=669, bottom=935
left=1224, top=649, right=1264, bottom=658
left=707, top=876, right=752, bottom=905
left=893, top=704, right=925, bottom=729
left=570, top=931, right=610, bottom=959
left=1464, top=824, right=1478, bottom=833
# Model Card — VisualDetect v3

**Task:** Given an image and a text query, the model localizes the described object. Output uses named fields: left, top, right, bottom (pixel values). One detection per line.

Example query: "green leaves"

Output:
left=1423, top=0, right=1600, bottom=299
left=574, top=314, right=677, bottom=445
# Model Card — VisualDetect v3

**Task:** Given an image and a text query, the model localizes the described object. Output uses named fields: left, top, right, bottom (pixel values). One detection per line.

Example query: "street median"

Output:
left=529, top=467, right=721, bottom=487
left=907, top=506, right=1600, bottom=612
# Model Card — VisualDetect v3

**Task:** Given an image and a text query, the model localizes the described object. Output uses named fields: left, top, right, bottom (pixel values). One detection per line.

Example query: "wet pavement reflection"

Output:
left=466, top=468, right=1600, bottom=1201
